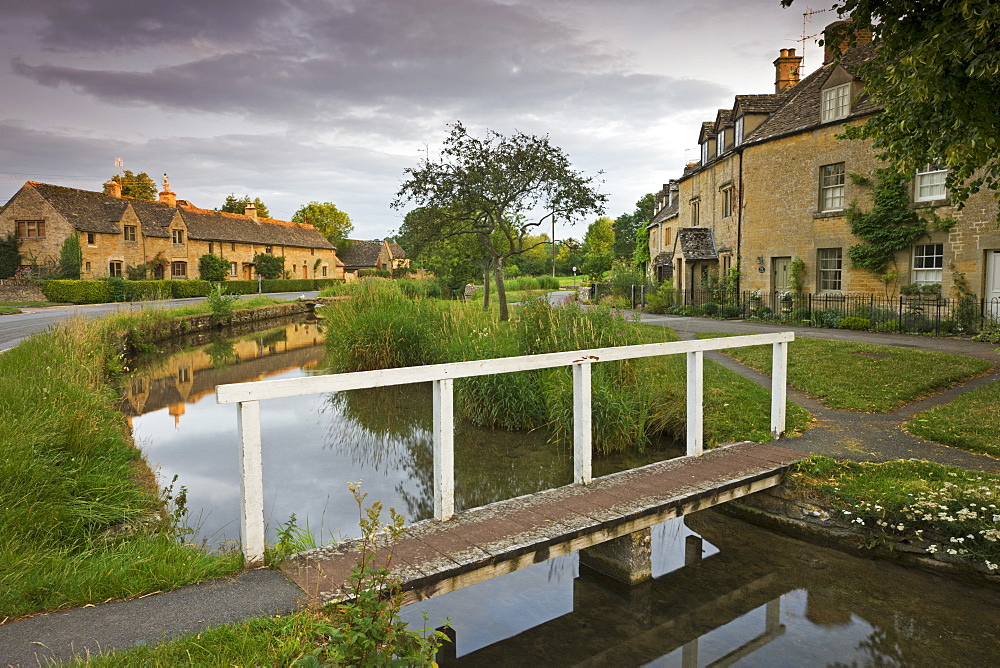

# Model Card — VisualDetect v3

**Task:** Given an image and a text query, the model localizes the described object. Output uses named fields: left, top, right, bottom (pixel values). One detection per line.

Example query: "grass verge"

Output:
left=0, top=312, right=247, bottom=619
left=790, top=456, right=1000, bottom=573
left=906, top=379, right=1000, bottom=457
left=0, top=306, right=18, bottom=315
left=696, top=334, right=991, bottom=412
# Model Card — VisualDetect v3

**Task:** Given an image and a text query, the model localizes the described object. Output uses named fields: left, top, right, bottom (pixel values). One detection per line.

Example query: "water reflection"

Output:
left=401, top=511, right=1000, bottom=666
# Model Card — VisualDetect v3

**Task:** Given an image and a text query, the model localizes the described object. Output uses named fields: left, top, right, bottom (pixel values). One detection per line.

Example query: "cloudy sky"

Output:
left=0, top=0, right=826, bottom=240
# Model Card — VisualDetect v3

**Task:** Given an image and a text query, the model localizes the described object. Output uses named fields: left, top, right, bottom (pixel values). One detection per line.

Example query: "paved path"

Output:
left=0, top=291, right=321, bottom=352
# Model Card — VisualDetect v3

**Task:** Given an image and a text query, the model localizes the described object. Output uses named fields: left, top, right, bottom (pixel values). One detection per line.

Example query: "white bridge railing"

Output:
left=216, top=332, right=793, bottom=564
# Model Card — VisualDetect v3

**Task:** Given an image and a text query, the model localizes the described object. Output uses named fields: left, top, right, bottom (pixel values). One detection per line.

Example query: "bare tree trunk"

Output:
left=494, top=256, right=509, bottom=321
left=481, top=258, right=491, bottom=309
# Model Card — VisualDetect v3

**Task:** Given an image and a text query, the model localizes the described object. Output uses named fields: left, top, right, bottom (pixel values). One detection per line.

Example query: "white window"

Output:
left=912, top=244, right=944, bottom=284
left=734, top=116, right=744, bottom=147
left=915, top=165, right=947, bottom=202
left=818, top=248, right=843, bottom=292
left=229, top=262, right=238, bottom=277
left=821, top=83, right=851, bottom=122
left=716, top=130, right=726, bottom=157
left=700, top=142, right=709, bottom=165
left=820, top=163, right=845, bottom=212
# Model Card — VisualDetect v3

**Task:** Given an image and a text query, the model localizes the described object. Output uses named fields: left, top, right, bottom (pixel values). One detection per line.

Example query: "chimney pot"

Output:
left=105, top=180, right=122, bottom=198
left=245, top=203, right=258, bottom=220
left=773, top=47, right=803, bottom=93
left=158, top=172, right=177, bottom=207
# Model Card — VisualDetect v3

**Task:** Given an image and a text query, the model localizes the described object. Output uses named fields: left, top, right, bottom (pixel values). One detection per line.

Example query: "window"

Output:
left=817, top=248, right=843, bottom=292
left=123, top=225, right=136, bottom=242
left=819, top=163, right=845, bottom=212
left=321, top=266, right=328, bottom=277
left=310, top=247, right=315, bottom=255
left=721, top=186, right=733, bottom=218
left=171, top=261, right=187, bottom=278
left=821, top=83, right=851, bottom=122
left=912, top=244, right=944, bottom=284
left=109, top=261, right=123, bottom=277
left=87, top=232, right=96, bottom=245
left=85, top=261, right=91, bottom=272
left=734, top=116, right=744, bottom=147
left=172, top=229, right=184, bottom=245
left=716, top=130, right=726, bottom=156
left=15, top=220, right=45, bottom=238
left=229, top=262, right=238, bottom=277
left=915, top=165, right=947, bottom=202
left=662, top=227, right=671, bottom=247
left=230, top=242, right=236, bottom=252
left=208, top=241, right=214, bottom=254
left=264, top=245, right=273, bottom=254
left=700, top=142, right=709, bottom=165
left=691, top=199, right=700, bottom=226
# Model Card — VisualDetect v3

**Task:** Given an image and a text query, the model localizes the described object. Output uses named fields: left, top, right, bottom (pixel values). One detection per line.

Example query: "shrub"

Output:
left=206, top=284, right=239, bottom=324
left=702, top=302, right=720, bottom=316
left=607, top=259, right=647, bottom=298
left=721, top=305, right=742, bottom=319
left=41, top=279, right=113, bottom=304
left=358, top=268, right=391, bottom=278
left=253, top=253, right=284, bottom=280
left=170, top=280, right=212, bottom=298
left=972, top=321, right=1000, bottom=344
left=0, top=232, right=19, bottom=279
left=838, top=316, right=871, bottom=331
left=645, top=280, right=678, bottom=314
left=198, top=254, right=230, bottom=282
left=58, top=235, right=82, bottom=280
left=537, top=275, right=560, bottom=290
left=790, top=307, right=811, bottom=322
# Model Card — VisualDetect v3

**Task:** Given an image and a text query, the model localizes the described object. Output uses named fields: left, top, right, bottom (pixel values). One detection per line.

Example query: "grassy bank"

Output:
left=698, top=334, right=991, bottom=412
left=322, top=281, right=808, bottom=451
left=906, top=379, right=1000, bottom=457
left=0, top=311, right=248, bottom=619
left=790, top=457, right=1000, bottom=573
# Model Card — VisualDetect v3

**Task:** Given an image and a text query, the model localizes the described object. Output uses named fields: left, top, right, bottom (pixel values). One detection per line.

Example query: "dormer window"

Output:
left=700, top=142, right=709, bottom=165
left=821, top=83, right=851, bottom=122
left=734, top=117, right=744, bottom=147
left=716, top=130, right=726, bottom=157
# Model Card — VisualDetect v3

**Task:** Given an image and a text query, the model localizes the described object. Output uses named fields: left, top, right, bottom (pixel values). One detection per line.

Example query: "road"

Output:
left=0, top=291, right=320, bottom=352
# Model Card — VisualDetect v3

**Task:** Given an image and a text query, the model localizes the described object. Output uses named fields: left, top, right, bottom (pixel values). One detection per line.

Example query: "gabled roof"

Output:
left=339, top=239, right=387, bottom=267
left=733, top=94, right=785, bottom=116
left=713, top=109, right=733, bottom=132
left=388, top=242, right=406, bottom=259
left=677, top=228, right=717, bottom=260
left=697, top=122, right=717, bottom=144
left=9, top=182, right=334, bottom=250
left=743, top=43, right=879, bottom=145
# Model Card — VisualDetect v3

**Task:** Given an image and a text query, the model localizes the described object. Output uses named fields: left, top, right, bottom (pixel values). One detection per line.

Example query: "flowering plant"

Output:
left=749, top=289, right=763, bottom=300
left=777, top=290, right=792, bottom=301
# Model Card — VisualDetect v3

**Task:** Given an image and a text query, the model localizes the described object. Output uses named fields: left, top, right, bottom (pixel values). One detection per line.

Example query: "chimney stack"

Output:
left=773, top=48, right=802, bottom=93
left=823, top=20, right=873, bottom=64
left=105, top=180, right=122, bottom=198
left=158, top=173, right=177, bottom=207
left=245, top=203, right=258, bottom=220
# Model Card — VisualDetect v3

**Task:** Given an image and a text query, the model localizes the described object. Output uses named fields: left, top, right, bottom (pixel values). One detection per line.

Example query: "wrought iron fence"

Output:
left=597, top=284, right=1000, bottom=336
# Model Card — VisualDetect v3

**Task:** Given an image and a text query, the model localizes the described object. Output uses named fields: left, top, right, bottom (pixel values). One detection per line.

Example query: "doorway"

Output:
left=987, top=250, right=1000, bottom=319
left=772, top=257, right=791, bottom=293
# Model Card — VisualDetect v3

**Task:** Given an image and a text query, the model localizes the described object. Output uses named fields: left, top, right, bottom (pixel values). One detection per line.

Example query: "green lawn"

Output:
left=906, top=379, right=1000, bottom=457
left=697, top=334, right=992, bottom=412
left=0, top=306, right=18, bottom=315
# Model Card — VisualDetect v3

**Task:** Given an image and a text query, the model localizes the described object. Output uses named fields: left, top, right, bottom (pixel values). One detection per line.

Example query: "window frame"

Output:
left=171, top=261, right=187, bottom=278
left=915, top=164, right=947, bottom=202
left=108, top=261, right=123, bottom=277
left=821, top=83, right=851, bottom=122
left=734, top=116, right=744, bottom=147
left=912, top=243, right=944, bottom=285
left=700, top=142, right=709, bottom=165
left=87, top=232, right=96, bottom=246
left=229, top=262, right=238, bottom=277
left=817, top=248, right=843, bottom=292
left=721, top=186, right=733, bottom=218
left=691, top=199, right=701, bottom=226
left=716, top=129, right=726, bottom=157
left=123, top=225, right=136, bottom=242
left=819, top=163, right=846, bottom=212
left=172, top=229, right=184, bottom=245
left=15, top=220, right=46, bottom=239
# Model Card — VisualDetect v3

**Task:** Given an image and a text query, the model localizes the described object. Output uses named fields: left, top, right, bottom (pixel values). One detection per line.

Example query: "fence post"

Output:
left=433, top=378, right=455, bottom=520
left=770, top=342, right=788, bottom=439
left=686, top=351, right=704, bottom=456
left=237, top=400, right=266, bottom=565
left=573, top=361, right=593, bottom=484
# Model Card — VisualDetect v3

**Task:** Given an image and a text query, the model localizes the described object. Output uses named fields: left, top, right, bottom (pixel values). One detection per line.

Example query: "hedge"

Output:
left=40, top=278, right=345, bottom=304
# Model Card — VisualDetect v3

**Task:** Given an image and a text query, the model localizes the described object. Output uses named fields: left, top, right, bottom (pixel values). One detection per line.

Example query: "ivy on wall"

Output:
left=845, top=170, right=929, bottom=274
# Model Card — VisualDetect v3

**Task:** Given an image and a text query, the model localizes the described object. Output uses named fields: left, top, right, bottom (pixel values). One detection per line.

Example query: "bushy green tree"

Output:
left=782, top=0, right=1000, bottom=216
left=105, top=170, right=157, bottom=200
left=57, top=235, right=82, bottom=280
left=253, top=253, right=284, bottom=279
left=612, top=193, right=655, bottom=261
left=582, top=216, right=615, bottom=278
left=393, top=121, right=606, bottom=320
left=293, top=201, right=354, bottom=248
left=221, top=195, right=271, bottom=219
left=198, top=254, right=231, bottom=282
left=0, top=233, right=19, bottom=279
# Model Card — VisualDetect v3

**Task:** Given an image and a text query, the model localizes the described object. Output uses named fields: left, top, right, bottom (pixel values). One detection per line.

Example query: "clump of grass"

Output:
left=0, top=316, right=241, bottom=619
left=698, top=334, right=991, bottom=412
left=906, top=379, right=1000, bottom=456
left=791, top=456, right=1000, bottom=573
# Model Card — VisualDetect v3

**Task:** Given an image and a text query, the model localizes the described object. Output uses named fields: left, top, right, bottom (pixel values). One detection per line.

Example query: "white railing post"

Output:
left=770, top=341, right=788, bottom=439
left=686, top=350, right=704, bottom=456
left=573, top=361, right=593, bottom=484
left=433, top=378, right=455, bottom=520
left=237, top=400, right=265, bottom=565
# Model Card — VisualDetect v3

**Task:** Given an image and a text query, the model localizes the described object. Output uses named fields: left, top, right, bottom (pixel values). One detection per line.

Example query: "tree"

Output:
left=221, top=194, right=271, bottom=219
left=397, top=206, right=491, bottom=290
left=253, top=253, right=284, bottom=279
left=57, top=235, right=83, bottom=279
left=393, top=121, right=606, bottom=320
left=582, top=216, right=615, bottom=278
left=611, top=193, right=655, bottom=261
left=105, top=170, right=157, bottom=200
left=781, top=1, right=1000, bottom=214
left=292, top=201, right=354, bottom=248
left=199, top=254, right=231, bottom=282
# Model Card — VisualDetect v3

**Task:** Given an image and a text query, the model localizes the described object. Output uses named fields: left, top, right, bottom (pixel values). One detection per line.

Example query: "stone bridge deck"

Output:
left=281, top=441, right=801, bottom=605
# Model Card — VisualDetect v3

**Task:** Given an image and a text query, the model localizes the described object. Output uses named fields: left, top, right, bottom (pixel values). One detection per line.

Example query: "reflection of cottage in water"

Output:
left=122, top=322, right=327, bottom=427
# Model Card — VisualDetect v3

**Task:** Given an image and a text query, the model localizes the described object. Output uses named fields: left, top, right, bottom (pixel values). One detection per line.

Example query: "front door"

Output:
left=772, top=257, right=791, bottom=293
left=987, top=250, right=1000, bottom=319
